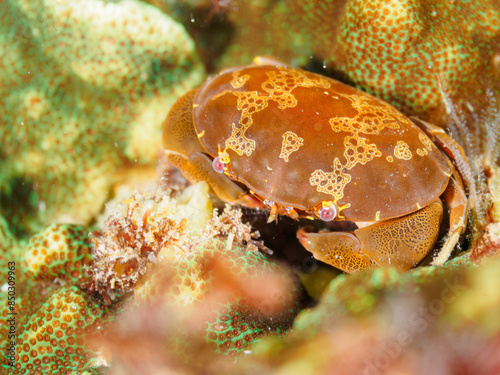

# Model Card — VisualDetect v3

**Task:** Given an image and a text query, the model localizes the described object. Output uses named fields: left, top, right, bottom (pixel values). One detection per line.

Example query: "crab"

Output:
left=162, top=57, right=476, bottom=273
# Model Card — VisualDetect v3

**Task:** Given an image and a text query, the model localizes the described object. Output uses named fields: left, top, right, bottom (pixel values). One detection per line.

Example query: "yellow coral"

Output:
left=0, top=0, right=204, bottom=234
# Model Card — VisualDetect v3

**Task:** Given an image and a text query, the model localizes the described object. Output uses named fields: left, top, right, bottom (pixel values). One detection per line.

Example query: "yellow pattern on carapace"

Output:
left=394, top=141, right=413, bottom=160
left=262, top=70, right=330, bottom=109
left=280, top=131, right=304, bottom=162
left=309, top=158, right=351, bottom=202
left=343, top=134, right=382, bottom=169
left=220, top=68, right=331, bottom=156
left=417, top=148, right=428, bottom=156
left=225, top=91, right=269, bottom=156
left=419, top=132, right=433, bottom=151
left=230, top=72, right=250, bottom=89
left=225, top=123, right=256, bottom=157
left=310, top=92, right=410, bottom=205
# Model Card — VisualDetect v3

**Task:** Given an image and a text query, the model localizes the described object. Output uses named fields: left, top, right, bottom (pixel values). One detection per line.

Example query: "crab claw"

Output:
left=297, top=226, right=315, bottom=249
left=296, top=225, right=374, bottom=273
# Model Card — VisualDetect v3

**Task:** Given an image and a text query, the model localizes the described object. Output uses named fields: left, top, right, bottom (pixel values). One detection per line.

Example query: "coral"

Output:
left=242, top=254, right=500, bottom=374
left=84, top=182, right=302, bottom=356
left=84, top=237, right=500, bottom=375
left=0, top=0, right=204, bottom=235
left=293, top=255, right=472, bottom=336
left=0, top=215, right=15, bottom=252
left=166, top=236, right=299, bottom=355
left=295, top=0, right=500, bottom=118
left=83, top=182, right=213, bottom=304
left=447, top=257, right=500, bottom=333
left=8, top=286, right=113, bottom=374
left=134, top=234, right=300, bottom=356
left=0, top=222, right=115, bottom=373
left=2, top=180, right=300, bottom=373
left=22, top=224, right=93, bottom=285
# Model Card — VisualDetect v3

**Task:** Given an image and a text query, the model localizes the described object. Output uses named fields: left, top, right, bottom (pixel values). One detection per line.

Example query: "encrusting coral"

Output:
left=0, top=222, right=117, bottom=373
left=8, top=287, right=114, bottom=374
left=293, top=0, right=500, bottom=119
left=23, top=224, right=93, bottom=285
left=0, top=0, right=204, bottom=235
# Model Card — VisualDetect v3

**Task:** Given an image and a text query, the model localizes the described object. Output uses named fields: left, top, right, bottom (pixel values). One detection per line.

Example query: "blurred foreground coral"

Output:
left=1, top=183, right=304, bottom=373
left=2, top=168, right=500, bottom=374
left=84, top=183, right=303, bottom=358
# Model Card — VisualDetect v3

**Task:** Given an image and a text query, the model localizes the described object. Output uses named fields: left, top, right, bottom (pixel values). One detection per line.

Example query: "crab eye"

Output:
left=319, top=204, right=337, bottom=221
left=212, top=156, right=225, bottom=173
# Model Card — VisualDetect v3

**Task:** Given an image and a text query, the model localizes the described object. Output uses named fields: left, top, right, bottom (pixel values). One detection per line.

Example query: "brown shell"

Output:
left=193, top=66, right=451, bottom=222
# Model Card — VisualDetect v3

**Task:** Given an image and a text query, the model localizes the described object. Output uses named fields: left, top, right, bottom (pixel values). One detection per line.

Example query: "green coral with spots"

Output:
left=177, top=240, right=300, bottom=355
left=0, top=220, right=116, bottom=374
left=135, top=235, right=302, bottom=356
left=299, top=0, right=500, bottom=118
left=8, top=287, right=113, bottom=374
left=22, top=224, right=93, bottom=284
left=0, top=0, right=204, bottom=236
left=166, top=239, right=300, bottom=355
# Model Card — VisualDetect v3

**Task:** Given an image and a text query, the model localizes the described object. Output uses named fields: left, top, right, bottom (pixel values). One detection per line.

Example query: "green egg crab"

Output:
left=162, top=57, right=475, bottom=273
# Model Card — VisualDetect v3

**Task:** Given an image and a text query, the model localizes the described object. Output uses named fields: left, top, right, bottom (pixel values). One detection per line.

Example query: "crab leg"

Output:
left=411, top=117, right=477, bottom=212
left=432, top=175, right=468, bottom=266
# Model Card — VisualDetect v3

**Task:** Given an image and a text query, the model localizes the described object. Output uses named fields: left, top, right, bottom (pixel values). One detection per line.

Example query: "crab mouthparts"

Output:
left=264, top=201, right=300, bottom=223
left=267, top=202, right=278, bottom=223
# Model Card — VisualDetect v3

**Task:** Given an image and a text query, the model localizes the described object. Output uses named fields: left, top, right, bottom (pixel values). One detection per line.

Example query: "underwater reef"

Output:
left=2, top=0, right=500, bottom=374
